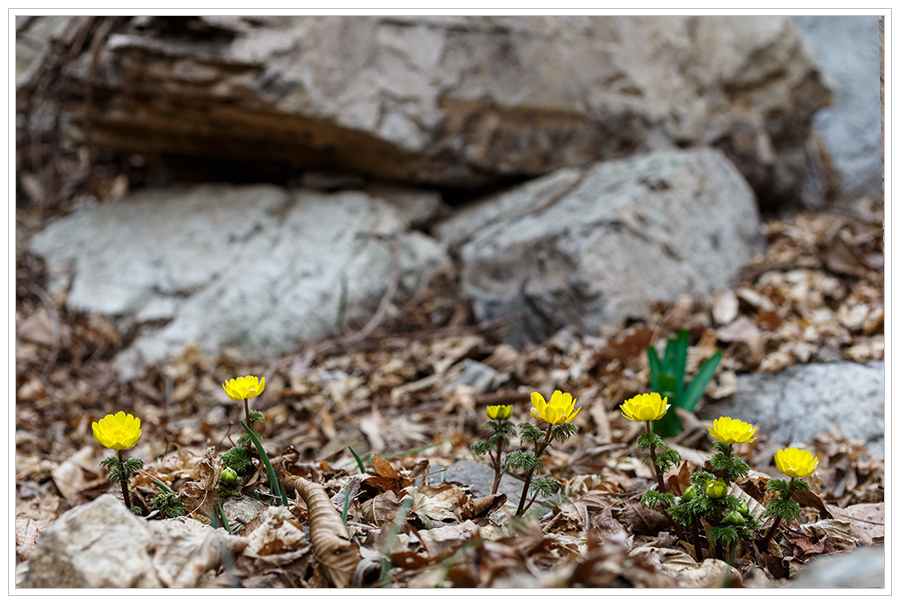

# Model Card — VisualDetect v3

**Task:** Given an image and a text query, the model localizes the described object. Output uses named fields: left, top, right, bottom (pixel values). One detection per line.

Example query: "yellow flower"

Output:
left=222, top=375, right=266, bottom=401
left=486, top=404, right=513, bottom=420
left=774, top=447, right=819, bottom=478
left=92, top=411, right=142, bottom=450
left=619, top=392, right=670, bottom=422
left=707, top=416, right=756, bottom=444
left=530, top=390, right=581, bottom=425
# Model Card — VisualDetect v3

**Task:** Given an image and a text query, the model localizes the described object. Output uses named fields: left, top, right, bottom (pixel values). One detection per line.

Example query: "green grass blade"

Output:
left=681, top=351, right=722, bottom=412
left=151, top=479, right=173, bottom=494
left=240, top=420, right=282, bottom=501
left=673, top=329, right=689, bottom=400
left=216, top=502, right=231, bottom=534
left=380, top=496, right=413, bottom=588
left=647, top=345, right=663, bottom=391
left=348, top=446, right=367, bottom=473
left=341, top=486, right=352, bottom=525
left=662, top=336, right=680, bottom=371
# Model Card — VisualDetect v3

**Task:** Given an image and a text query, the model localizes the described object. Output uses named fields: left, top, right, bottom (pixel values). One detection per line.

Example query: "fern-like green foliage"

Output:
left=690, top=471, right=716, bottom=488
left=653, top=448, right=682, bottom=472
left=707, top=524, right=740, bottom=546
left=470, top=439, right=493, bottom=457
left=149, top=492, right=186, bottom=518
left=637, top=432, right=666, bottom=451
left=517, top=422, right=545, bottom=446
left=236, top=430, right=262, bottom=449
left=647, top=329, right=722, bottom=438
left=640, top=490, right=676, bottom=510
left=550, top=422, right=578, bottom=444
left=504, top=450, right=543, bottom=474
left=248, top=410, right=266, bottom=424
left=709, top=453, right=750, bottom=482
left=100, top=456, right=144, bottom=483
left=221, top=446, right=254, bottom=474
left=529, top=477, right=562, bottom=498
left=765, top=498, right=801, bottom=521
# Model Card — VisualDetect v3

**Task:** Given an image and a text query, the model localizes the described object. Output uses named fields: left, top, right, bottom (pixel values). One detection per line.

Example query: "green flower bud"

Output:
left=723, top=511, right=745, bottom=525
left=681, top=485, right=698, bottom=501
left=736, top=499, right=750, bottom=516
left=705, top=479, right=728, bottom=499
left=221, top=467, right=239, bottom=484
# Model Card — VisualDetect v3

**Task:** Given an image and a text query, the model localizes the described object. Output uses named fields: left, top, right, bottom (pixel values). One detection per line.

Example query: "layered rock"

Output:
left=436, top=147, right=763, bottom=345
left=42, top=15, right=828, bottom=206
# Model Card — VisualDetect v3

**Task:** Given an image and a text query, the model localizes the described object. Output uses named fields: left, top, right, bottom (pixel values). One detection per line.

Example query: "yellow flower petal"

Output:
left=222, top=375, right=266, bottom=401
left=707, top=416, right=756, bottom=444
left=92, top=411, right=142, bottom=451
left=530, top=390, right=580, bottom=425
left=774, top=447, right=818, bottom=478
left=619, top=393, right=669, bottom=422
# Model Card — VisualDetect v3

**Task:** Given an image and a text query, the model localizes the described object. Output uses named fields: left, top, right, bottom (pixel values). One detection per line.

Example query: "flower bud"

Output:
left=736, top=499, right=750, bottom=516
left=221, top=468, right=238, bottom=483
left=705, top=479, right=728, bottom=499
left=681, top=485, right=698, bottom=501
left=723, top=511, right=745, bottom=525
left=486, top=404, right=513, bottom=421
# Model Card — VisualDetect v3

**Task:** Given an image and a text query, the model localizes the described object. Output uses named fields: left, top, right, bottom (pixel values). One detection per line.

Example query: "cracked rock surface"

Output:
left=438, top=147, right=763, bottom=345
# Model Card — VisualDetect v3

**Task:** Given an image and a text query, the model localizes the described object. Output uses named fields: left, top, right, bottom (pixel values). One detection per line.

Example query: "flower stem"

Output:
left=759, top=518, right=782, bottom=551
left=760, top=478, right=799, bottom=550
left=116, top=449, right=132, bottom=509
left=688, top=518, right=705, bottom=561
left=645, top=420, right=667, bottom=494
left=243, top=398, right=254, bottom=457
left=489, top=427, right=506, bottom=496
left=515, top=424, right=553, bottom=516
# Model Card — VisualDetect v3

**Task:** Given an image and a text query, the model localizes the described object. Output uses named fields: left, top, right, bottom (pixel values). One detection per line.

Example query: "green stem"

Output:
left=490, top=426, right=506, bottom=496
left=688, top=518, right=705, bottom=561
left=645, top=420, right=667, bottom=494
left=117, top=449, right=132, bottom=509
left=243, top=398, right=253, bottom=457
left=760, top=478, right=799, bottom=550
left=515, top=424, right=553, bottom=516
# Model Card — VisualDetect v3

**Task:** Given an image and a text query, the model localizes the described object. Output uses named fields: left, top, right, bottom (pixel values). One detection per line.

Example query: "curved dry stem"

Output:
left=282, top=468, right=361, bottom=588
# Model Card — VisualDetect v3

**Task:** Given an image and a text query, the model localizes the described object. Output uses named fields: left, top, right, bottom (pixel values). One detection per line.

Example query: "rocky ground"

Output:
left=14, top=14, right=884, bottom=591
left=15, top=187, right=884, bottom=588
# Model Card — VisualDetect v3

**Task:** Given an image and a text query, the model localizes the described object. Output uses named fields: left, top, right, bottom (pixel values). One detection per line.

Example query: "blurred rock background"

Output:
left=15, top=14, right=883, bottom=442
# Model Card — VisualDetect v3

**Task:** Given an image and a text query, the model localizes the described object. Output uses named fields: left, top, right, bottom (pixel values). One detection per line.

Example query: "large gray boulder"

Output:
left=436, top=147, right=763, bottom=345
left=793, top=16, right=882, bottom=199
left=28, top=184, right=449, bottom=376
left=707, top=360, right=884, bottom=456
left=33, top=15, right=828, bottom=206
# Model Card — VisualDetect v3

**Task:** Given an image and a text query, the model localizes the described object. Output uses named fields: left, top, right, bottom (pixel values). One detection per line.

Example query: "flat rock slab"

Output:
left=446, top=459, right=552, bottom=515
left=28, top=184, right=449, bottom=377
left=705, top=361, right=884, bottom=456
left=438, top=147, right=763, bottom=345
